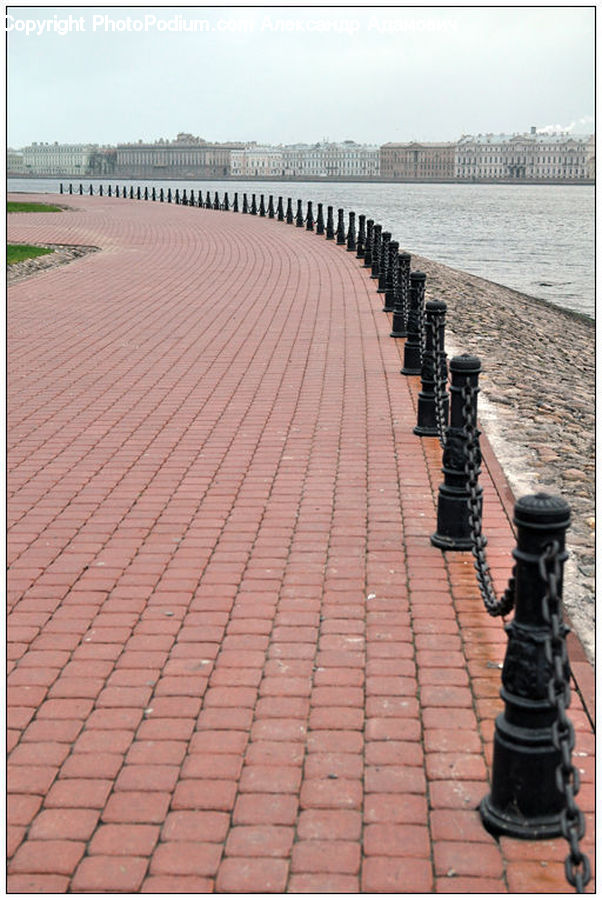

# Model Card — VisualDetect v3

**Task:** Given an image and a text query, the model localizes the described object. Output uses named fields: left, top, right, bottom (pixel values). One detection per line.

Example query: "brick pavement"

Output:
left=7, top=193, right=594, bottom=892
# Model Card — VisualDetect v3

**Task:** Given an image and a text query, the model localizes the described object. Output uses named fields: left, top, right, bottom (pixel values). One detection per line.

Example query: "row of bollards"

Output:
left=63, top=179, right=589, bottom=891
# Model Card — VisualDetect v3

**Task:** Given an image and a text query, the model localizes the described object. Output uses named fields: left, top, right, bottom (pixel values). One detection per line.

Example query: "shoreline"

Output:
left=412, top=252, right=594, bottom=662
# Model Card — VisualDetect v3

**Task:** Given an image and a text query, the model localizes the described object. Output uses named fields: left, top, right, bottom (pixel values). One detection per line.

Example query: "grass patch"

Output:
left=8, top=201, right=63, bottom=214
left=7, top=244, right=54, bottom=265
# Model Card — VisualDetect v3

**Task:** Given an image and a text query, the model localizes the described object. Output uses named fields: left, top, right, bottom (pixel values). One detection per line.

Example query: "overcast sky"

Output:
left=6, top=4, right=595, bottom=148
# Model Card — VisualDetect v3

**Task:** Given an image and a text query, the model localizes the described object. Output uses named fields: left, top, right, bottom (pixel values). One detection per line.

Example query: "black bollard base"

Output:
left=413, top=394, right=448, bottom=437
left=390, top=326, right=407, bottom=338
left=430, top=484, right=485, bottom=551
left=400, top=343, right=422, bottom=376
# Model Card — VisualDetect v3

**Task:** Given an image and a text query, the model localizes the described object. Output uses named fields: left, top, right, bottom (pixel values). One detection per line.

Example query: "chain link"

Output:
left=430, top=317, right=448, bottom=449
left=538, top=544, right=591, bottom=893
left=461, top=381, right=515, bottom=617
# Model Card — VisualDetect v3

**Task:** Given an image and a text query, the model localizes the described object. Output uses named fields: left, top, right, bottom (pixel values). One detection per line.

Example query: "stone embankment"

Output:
left=413, top=254, right=594, bottom=661
left=7, top=243, right=98, bottom=285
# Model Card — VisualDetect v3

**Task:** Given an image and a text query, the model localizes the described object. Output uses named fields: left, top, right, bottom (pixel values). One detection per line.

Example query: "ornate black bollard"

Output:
left=316, top=203, right=325, bottom=235
left=99, top=184, right=103, bottom=196
left=89, top=184, right=93, bottom=196
left=68, top=183, right=73, bottom=195
left=414, top=301, right=449, bottom=436
left=286, top=198, right=294, bottom=224
left=189, top=189, right=194, bottom=205
left=79, top=184, right=83, bottom=195
left=129, top=186, right=133, bottom=199
left=116, top=186, right=120, bottom=198
left=370, top=225, right=382, bottom=279
left=378, top=231, right=391, bottom=296
left=383, top=239, right=398, bottom=311
left=480, top=494, right=575, bottom=838
left=268, top=195, right=274, bottom=218
left=259, top=195, right=266, bottom=217
left=356, top=215, right=366, bottom=258
left=233, top=192, right=239, bottom=212
left=363, top=220, right=374, bottom=267
left=159, top=188, right=164, bottom=202
left=296, top=199, right=304, bottom=227
left=401, top=271, right=426, bottom=375
left=175, top=189, right=180, bottom=204
left=277, top=197, right=284, bottom=221
left=431, top=354, right=482, bottom=550
left=214, top=192, right=220, bottom=211
left=251, top=193, right=257, bottom=215
left=182, top=189, right=188, bottom=205
left=107, top=185, right=112, bottom=197
left=336, top=209, right=346, bottom=245
left=137, top=186, right=141, bottom=200
left=306, top=201, right=314, bottom=231
left=167, top=188, right=172, bottom=203
left=346, top=212, right=356, bottom=251
left=390, top=252, right=411, bottom=338
left=223, top=192, right=229, bottom=211
left=325, top=206, right=335, bottom=240
left=60, top=183, right=63, bottom=194
left=242, top=193, right=249, bottom=213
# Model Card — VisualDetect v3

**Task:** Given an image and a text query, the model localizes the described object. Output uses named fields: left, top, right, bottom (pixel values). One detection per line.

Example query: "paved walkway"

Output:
left=7, top=193, right=594, bottom=893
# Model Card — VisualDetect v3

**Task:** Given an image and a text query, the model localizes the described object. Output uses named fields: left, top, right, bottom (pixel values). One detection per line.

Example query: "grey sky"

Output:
left=7, top=5, right=595, bottom=148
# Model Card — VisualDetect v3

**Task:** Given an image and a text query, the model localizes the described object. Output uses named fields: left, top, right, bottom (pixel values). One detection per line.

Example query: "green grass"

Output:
left=8, top=201, right=63, bottom=213
left=7, top=244, right=54, bottom=265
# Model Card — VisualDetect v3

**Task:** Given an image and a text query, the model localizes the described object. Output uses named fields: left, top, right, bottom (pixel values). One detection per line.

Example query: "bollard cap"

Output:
left=410, top=271, right=427, bottom=283
left=449, top=353, right=481, bottom=373
left=514, top=493, right=571, bottom=530
left=389, top=240, right=399, bottom=250
left=425, top=299, right=447, bottom=313
left=399, top=252, right=411, bottom=261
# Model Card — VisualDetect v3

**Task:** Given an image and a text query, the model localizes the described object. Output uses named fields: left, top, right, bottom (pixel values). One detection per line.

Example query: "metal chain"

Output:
left=430, top=317, right=448, bottom=449
left=538, top=543, right=591, bottom=893
left=418, top=286, right=426, bottom=366
left=461, top=381, right=515, bottom=617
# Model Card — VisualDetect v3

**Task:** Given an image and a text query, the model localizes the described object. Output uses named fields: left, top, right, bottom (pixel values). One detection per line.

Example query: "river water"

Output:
left=9, top=177, right=594, bottom=318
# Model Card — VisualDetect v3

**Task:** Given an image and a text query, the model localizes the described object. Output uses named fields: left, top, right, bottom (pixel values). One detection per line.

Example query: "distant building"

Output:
left=380, top=142, right=456, bottom=180
left=586, top=134, right=595, bottom=180
left=456, top=129, right=591, bottom=181
left=231, top=145, right=285, bottom=177
left=8, top=149, right=24, bottom=174
left=115, top=133, right=245, bottom=177
left=20, top=142, right=98, bottom=175
left=280, top=141, right=379, bottom=178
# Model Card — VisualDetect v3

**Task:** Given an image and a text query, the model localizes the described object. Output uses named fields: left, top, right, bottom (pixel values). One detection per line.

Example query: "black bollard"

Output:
left=182, top=189, right=188, bottom=205
left=363, top=220, right=374, bottom=267
left=325, top=206, right=335, bottom=240
left=233, top=192, right=239, bottom=212
left=242, top=193, right=249, bottom=214
left=480, top=494, right=574, bottom=839
left=137, top=186, right=142, bottom=200
left=79, top=184, right=83, bottom=195
left=250, top=194, right=257, bottom=215
left=296, top=199, right=304, bottom=227
left=431, top=354, right=483, bottom=550
left=401, top=271, right=426, bottom=375
left=204, top=191, right=210, bottom=208
left=159, top=188, right=164, bottom=202
left=99, top=184, right=103, bottom=196
left=346, top=212, right=356, bottom=251
left=390, top=252, right=411, bottom=338
left=60, top=183, right=63, bottom=194
left=356, top=214, right=366, bottom=258
left=89, top=184, right=93, bottom=196
left=286, top=198, right=294, bottom=224
left=383, top=239, right=398, bottom=311
left=336, top=209, right=346, bottom=244
left=370, top=225, right=382, bottom=279
left=414, top=301, right=449, bottom=436
left=316, top=203, right=325, bottom=235
left=107, top=185, right=112, bottom=197
left=306, top=201, right=314, bottom=231
left=69, top=183, right=73, bottom=194
left=277, top=196, right=284, bottom=221
left=214, top=192, right=220, bottom=210
left=116, top=186, right=120, bottom=198
left=167, top=188, right=172, bottom=203
left=378, top=232, right=391, bottom=296
left=176, top=189, right=181, bottom=204
left=189, top=189, right=194, bottom=205
left=151, top=187, right=155, bottom=202
left=129, top=186, right=133, bottom=199
left=268, top=195, right=275, bottom=218
left=259, top=194, right=265, bottom=217
left=223, top=192, right=229, bottom=211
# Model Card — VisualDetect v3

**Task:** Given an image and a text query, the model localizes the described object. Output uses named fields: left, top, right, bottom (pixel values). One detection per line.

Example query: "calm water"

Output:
left=9, top=177, right=594, bottom=318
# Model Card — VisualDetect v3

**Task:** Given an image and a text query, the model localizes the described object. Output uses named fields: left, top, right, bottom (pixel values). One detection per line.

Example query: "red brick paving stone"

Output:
left=9, top=195, right=594, bottom=895
left=434, top=841, right=505, bottom=878
left=71, top=855, right=149, bottom=892
left=28, top=808, right=100, bottom=841
left=225, top=825, right=295, bottom=857
left=215, top=857, right=289, bottom=893
left=7, top=874, right=71, bottom=893
left=8, top=839, right=85, bottom=875
left=291, top=840, right=361, bottom=874
left=436, top=876, right=508, bottom=891
left=149, top=841, right=223, bottom=877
